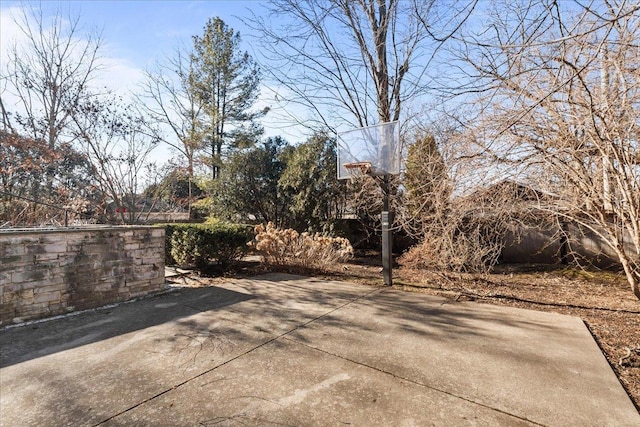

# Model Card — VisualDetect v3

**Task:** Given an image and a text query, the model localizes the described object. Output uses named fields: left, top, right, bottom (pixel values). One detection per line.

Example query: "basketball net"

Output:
left=343, top=161, right=372, bottom=179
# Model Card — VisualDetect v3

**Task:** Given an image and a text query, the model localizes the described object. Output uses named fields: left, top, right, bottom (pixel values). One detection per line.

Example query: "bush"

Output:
left=398, top=219, right=504, bottom=274
left=249, top=222, right=353, bottom=269
left=163, top=222, right=253, bottom=269
left=163, top=223, right=179, bottom=265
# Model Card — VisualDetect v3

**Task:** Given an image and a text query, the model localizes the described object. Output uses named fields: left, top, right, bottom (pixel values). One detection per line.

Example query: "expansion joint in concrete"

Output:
left=92, top=287, right=382, bottom=425
left=282, top=338, right=546, bottom=427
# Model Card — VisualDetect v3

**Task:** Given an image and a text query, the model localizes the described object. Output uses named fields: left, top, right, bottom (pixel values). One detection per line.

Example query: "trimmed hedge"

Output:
left=161, top=222, right=253, bottom=268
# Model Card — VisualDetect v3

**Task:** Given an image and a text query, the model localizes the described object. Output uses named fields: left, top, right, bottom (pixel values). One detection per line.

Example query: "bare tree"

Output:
left=72, top=98, right=159, bottom=224
left=449, top=0, right=640, bottom=297
left=137, top=49, right=206, bottom=217
left=249, top=0, right=477, bottom=131
left=1, top=5, right=103, bottom=150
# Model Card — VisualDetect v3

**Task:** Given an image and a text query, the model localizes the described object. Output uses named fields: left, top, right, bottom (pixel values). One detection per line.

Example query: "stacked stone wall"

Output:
left=0, top=226, right=165, bottom=325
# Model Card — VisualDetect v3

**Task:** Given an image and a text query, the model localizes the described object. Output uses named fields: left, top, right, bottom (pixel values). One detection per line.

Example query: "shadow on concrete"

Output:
left=2, top=275, right=638, bottom=427
left=0, top=286, right=254, bottom=368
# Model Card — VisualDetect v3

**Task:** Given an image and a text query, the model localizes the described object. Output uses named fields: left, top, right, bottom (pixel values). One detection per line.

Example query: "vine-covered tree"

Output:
left=403, top=133, right=450, bottom=234
left=191, top=17, right=267, bottom=179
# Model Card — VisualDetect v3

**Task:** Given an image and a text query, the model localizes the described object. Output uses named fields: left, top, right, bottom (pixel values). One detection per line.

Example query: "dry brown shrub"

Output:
left=398, top=220, right=504, bottom=274
left=250, top=222, right=353, bottom=269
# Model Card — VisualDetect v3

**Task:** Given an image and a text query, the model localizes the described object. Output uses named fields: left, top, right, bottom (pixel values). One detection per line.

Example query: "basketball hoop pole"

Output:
left=381, top=175, right=393, bottom=286
left=337, top=120, right=400, bottom=287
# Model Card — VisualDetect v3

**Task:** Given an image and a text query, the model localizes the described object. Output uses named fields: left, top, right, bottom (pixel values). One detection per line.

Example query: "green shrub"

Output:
left=162, top=223, right=179, bottom=265
left=161, top=222, right=253, bottom=269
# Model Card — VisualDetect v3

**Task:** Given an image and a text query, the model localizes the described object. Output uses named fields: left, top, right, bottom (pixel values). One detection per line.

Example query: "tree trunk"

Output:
left=619, top=254, right=640, bottom=300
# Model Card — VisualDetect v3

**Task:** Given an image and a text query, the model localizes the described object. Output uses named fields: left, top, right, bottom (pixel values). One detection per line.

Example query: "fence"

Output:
left=1, top=190, right=190, bottom=228
left=502, top=222, right=636, bottom=268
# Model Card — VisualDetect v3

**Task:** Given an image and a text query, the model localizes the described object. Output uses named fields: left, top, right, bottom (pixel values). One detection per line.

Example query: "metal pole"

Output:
left=381, top=175, right=393, bottom=286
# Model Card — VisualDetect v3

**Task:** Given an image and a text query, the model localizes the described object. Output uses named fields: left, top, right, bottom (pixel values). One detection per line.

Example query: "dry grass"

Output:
left=249, top=222, right=353, bottom=269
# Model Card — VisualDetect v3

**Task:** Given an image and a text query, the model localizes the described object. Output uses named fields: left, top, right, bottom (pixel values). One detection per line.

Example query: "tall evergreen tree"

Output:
left=191, top=17, right=266, bottom=179
left=279, top=133, right=346, bottom=231
left=404, top=134, right=449, bottom=227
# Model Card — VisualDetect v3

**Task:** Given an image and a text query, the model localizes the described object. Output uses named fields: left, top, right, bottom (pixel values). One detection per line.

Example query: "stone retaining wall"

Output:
left=0, top=226, right=165, bottom=325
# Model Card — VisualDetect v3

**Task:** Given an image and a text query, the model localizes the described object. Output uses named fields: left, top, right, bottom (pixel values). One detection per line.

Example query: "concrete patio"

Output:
left=1, top=273, right=638, bottom=426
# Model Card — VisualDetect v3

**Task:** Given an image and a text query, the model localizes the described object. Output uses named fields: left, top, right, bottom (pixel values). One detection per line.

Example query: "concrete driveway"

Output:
left=1, top=273, right=638, bottom=426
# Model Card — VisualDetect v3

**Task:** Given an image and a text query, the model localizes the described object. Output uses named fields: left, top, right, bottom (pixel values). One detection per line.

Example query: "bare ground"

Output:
left=171, top=254, right=640, bottom=412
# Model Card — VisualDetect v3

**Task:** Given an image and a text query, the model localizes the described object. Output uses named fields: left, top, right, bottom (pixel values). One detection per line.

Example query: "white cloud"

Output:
left=1, top=5, right=145, bottom=110
left=98, top=54, right=145, bottom=96
left=0, top=6, right=28, bottom=67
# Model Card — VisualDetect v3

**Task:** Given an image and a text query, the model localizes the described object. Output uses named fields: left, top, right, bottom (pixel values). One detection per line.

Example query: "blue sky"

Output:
left=0, top=0, right=307, bottom=163
left=61, top=1, right=261, bottom=66
left=1, top=1, right=267, bottom=73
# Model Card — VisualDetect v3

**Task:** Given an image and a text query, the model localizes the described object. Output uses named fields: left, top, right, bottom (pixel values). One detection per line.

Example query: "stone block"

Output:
left=20, top=287, right=35, bottom=298
left=33, top=291, right=61, bottom=304
left=64, top=233, right=85, bottom=242
left=57, top=256, right=78, bottom=267
left=93, top=282, right=115, bottom=292
left=19, top=302, right=52, bottom=317
left=45, top=302, right=65, bottom=313
left=0, top=254, right=34, bottom=270
left=6, top=236, right=38, bottom=245
left=0, top=243, right=26, bottom=257
left=1, top=282, right=22, bottom=292
left=41, top=242, right=68, bottom=253
left=141, top=256, right=163, bottom=266
left=0, top=270, right=14, bottom=283
left=39, top=234, right=64, bottom=244
left=66, top=240, right=85, bottom=250
left=11, top=270, right=35, bottom=285
left=124, top=242, right=140, bottom=251
left=24, top=244, right=45, bottom=256
left=35, top=252, right=62, bottom=263
left=33, top=282, right=65, bottom=295
left=132, top=267, right=157, bottom=280
left=0, top=305, right=16, bottom=324
left=2, top=290, right=17, bottom=304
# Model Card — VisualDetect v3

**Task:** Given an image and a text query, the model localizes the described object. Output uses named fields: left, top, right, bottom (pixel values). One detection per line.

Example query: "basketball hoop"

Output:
left=343, top=161, right=372, bottom=177
left=336, top=121, right=401, bottom=287
left=336, top=120, right=400, bottom=180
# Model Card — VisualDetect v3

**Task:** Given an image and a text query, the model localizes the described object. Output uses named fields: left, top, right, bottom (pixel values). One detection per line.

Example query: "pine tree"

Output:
left=404, top=134, right=449, bottom=229
left=191, top=17, right=266, bottom=179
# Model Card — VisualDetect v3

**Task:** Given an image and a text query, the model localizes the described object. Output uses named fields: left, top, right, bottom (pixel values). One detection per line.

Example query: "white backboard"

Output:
left=337, top=121, right=400, bottom=179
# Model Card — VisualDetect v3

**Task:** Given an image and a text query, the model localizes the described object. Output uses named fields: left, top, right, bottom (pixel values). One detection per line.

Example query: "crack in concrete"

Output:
left=92, top=287, right=381, bottom=425
left=282, top=335, right=546, bottom=427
